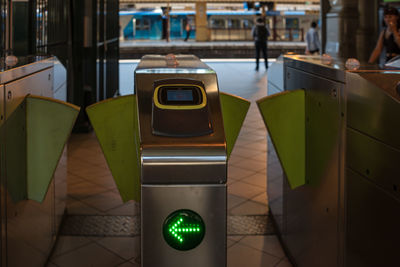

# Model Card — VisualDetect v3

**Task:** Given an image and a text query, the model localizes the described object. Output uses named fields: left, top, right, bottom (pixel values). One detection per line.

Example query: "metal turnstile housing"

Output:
left=267, top=55, right=400, bottom=267
left=135, top=55, right=227, bottom=267
left=0, top=56, right=68, bottom=267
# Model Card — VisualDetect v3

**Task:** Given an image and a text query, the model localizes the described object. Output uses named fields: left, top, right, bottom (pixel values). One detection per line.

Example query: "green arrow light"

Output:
left=163, top=209, right=205, bottom=251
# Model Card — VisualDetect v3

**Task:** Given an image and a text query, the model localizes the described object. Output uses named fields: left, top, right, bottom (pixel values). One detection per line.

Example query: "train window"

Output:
left=136, top=18, right=151, bottom=31
left=135, top=19, right=141, bottom=30
left=142, top=19, right=151, bottom=30
left=210, top=19, right=225, bottom=29
left=242, top=19, right=254, bottom=29
left=228, top=19, right=240, bottom=29
left=285, top=18, right=299, bottom=29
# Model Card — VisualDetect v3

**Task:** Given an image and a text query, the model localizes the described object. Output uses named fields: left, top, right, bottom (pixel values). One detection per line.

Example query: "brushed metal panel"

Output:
left=0, top=85, right=3, bottom=126
left=142, top=147, right=226, bottom=184
left=284, top=67, right=343, bottom=267
left=136, top=55, right=211, bottom=71
left=2, top=67, right=57, bottom=266
left=136, top=58, right=226, bottom=184
left=346, top=169, right=400, bottom=267
left=52, top=59, right=67, bottom=94
left=54, top=147, right=67, bottom=234
left=53, top=59, right=67, bottom=102
left=142, top=185, right=226, bottom=267
left=267, top=55, right=284, bottom=92
left=136, top=73, right=225, bottom=146
left=284, top=55, right=346, bottom=83
left=356, top=72, right=400, bottom=101
left=5, top=68, right=53, bottom=119
left=347, top=128, right=400, bottom=201
left=266, top=136, right=285, bottom=235
left=6, top=180, right=55, bottom=267
left=0, top=84, right=5, bottom=267
left=0, top=56, right=53, bottom=84
left=347, top=72, right=400, bottom=150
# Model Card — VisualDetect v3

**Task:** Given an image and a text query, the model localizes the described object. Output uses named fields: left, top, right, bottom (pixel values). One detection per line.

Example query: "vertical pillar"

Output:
left=320, top=0, right=331, bottom=54
left=325, top=0, right=359, bottom=59
left=261, top=5, right=266, bottom=19
left=195, top=2, right=208, bottom=41
left=356, top=0, right=378, bottom=63
left=166, top=2, right=170, bottom=42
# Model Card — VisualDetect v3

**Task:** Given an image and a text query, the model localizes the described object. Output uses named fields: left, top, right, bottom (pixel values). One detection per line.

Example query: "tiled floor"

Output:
left=47, top=60, right=292, bottom=267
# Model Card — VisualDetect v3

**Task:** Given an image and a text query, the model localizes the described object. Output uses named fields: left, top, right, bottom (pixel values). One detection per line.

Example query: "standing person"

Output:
left=305, top=21, right=321, bottom=55
left=184, top=21, right=192, bottom=42
left=252, top=17, right=270, bottom=71
left=369, top=5, right=400, bottom=64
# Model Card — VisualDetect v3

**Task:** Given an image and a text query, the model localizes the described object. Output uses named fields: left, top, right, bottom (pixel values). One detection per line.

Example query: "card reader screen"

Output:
left=158, top=85, right=202, bottom=106
left=167, top=90, right=194, bottom=102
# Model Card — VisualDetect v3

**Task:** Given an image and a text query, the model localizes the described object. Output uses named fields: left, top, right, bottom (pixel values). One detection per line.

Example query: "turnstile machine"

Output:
left=0, top=56, right=79, bottom=267
left=259, top=55, right=400, bottom=267
left=87, top=54, right=250, bottom=267
left=135, top=55, right=226, bottom=267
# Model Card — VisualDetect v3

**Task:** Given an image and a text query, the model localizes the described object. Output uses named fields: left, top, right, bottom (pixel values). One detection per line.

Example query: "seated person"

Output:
left=369, top=5, right=400, bottom=63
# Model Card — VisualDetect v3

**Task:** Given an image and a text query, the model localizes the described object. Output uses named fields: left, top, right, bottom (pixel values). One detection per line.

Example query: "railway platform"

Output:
left=120, top=40, right=306, bottom=59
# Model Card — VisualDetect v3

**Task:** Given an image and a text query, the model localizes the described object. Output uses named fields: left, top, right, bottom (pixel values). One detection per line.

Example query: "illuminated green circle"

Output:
left=163, top=209, right=205, bottom=251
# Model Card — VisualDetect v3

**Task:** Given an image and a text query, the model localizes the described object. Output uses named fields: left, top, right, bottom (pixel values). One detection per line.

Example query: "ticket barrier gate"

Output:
left=258, top=55, right=400, bottom=267
left=87, top=55, right=250, bottom=267
left=0, top=57, right=79, bottom=267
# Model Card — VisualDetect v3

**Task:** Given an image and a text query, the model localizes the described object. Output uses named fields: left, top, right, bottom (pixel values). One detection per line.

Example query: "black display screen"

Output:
left=167, top=90, right=194, bottom=102
left=158, top=86, right=202, bottom=105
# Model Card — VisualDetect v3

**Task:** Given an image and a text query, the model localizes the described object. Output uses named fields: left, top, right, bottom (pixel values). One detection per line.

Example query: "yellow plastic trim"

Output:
left=153, top=84, right=207, bottom=110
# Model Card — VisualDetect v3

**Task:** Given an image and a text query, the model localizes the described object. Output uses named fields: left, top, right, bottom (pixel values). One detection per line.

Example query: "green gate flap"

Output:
left=220, top=92, right=251, bottom=159
left=27, top=95, right=80, bottom=202
left=86, top=95, right=140, bottom=202
left=257, top=90, right=305, bottom=189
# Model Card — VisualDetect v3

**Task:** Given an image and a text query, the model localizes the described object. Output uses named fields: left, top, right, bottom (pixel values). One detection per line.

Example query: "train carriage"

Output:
left=120, top=9, right=319, bottom=42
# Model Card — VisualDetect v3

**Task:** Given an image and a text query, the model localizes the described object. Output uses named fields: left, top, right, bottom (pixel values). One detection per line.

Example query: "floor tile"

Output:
left=228, top=238, right=236, bottom=248
left=252, top=192, right=268, bottom=205
left=80, top=191, right=123, bottom=212
left=228, top=194, right=248, bottom=210
left=83, top=174, right=117, bottom=189
left=275, top=258, right=293, bottom=267
left=66, top=198, right=103, bottom=215
left=239, top=235, right=286, bottom=258
left=106, top=201, right=140, bottom=216
left=118, top=261, right=140, bottom=267
left=130, top=256, right=141, bottom=265
left=232, top=146, right=265, bottom=158
left=66, top=173, right=86, bottom=186
left=228, top=235, right=245, bottom=242
left=96, top=237, right=140, bottom=260
left=66, top=160, right=94, bottom=175
left=228, top=242, right=281, bottom=267
left=228, top=181, right=265, bottom=199
left=72, top=165, right=112, bottom=181
left=52, top=242, right=125, bottom=267
left=228, top=154, right=248, bottom=165
left=230, top=200, right=268, bottom=215
left=237, top=158, right=266, bottom=173
left=228, top=166, right=258, bottom=180
left=250, top=152, right=267, bottom=164
left=241, top=172, right=267, bottom=188
left=51, top=236, right=92, bottom=257
left=67, top=180, right=108, bottom=200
